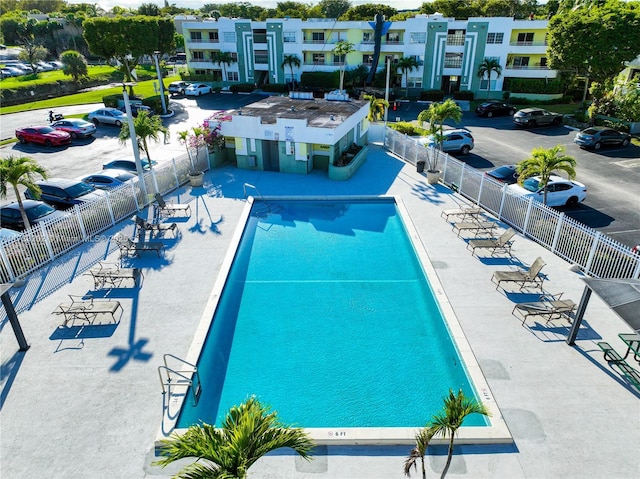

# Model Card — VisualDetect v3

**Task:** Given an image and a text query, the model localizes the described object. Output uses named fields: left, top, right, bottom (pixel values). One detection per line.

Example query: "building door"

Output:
left=442, top=76, right=460, bottom=95
left=262, top=140, right=280, bottom=171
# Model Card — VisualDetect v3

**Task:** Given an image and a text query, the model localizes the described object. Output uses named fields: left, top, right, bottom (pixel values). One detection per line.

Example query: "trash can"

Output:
left=417, top=160, right=426, bottom=173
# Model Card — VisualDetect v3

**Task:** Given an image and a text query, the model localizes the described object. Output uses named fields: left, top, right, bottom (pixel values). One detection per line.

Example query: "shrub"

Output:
left=102, top=94, right=121, bottom=108
left=262, top=83, right=288, bottom=93
left=230, top=83, right=255, bottom=93
left=419, top=90, right=445, bottom=101
left=453, top=90, right=474, bottom=100
left=300, top=71, right=340, bottom=89
left=142, top=94, right=169, bottom=113
left=389, top=122, right=428, bottom=136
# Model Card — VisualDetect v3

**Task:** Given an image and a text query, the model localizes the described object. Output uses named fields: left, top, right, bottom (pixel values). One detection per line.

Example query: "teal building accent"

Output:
left=267, top=22, right=284, bottom=84
left=422, top=21, right=447, bottom=91
left=467, top=21, right=489, bottom=93
left=235, top=22, right=252, bottom=83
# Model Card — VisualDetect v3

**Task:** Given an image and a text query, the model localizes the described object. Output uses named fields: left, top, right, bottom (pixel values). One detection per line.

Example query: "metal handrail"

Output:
left=158, top=354, right=201, bottom=406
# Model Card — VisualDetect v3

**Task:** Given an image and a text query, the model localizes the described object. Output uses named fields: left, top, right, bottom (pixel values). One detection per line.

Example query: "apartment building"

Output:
left=182, top=14, right=555, bottom=97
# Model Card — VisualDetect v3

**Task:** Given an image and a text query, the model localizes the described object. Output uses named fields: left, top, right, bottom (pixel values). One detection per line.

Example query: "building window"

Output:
left=230, top=52, right=238, bottom=62
left=510, top=56, right=530, bottom=68
left=363, top=32, right=372, bottom=43
left=190, top=31, right=202, bottom=42
left=312, top=53, right=325, bottom=64
left=223, top=31, right=236, bottom=43
left=409, top=54, right=423, bottom=66
left=194, top=69, right=206, bottom=75
left=516, top=32, right=534, bottom=45
left=254, top=50, right=268, bottom=64
left=487, top=32, right=504, bottom=44
left=208, top=31, right=219, bottom=42
left=192, top=51, right=204, bottom=60
left=312, top=32, right=324, bottom=43
left=227, top=71, right=238, bottom=81
left=446, top=29, right=465, bottom=46
left=386, top=32, right=401, bottom=44
left=407, top=76, right=422, bottom=88
left=283, top=31, right=296, bottom=42
left=333, top=53, right=345, bottom=65
left=444, top=52, right=463, bottom=68
left=540, top=57, right=547, bottom=67
left=410, top=32, right=426, bottom=43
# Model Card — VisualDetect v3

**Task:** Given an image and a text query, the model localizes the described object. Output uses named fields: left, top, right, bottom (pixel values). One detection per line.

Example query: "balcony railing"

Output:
left=361, top=40, right=403, bottom=45
left=505, top=65, right=551, bottom=70
left=303, top=39, right=336, bottom=44
left=253, top=35, right=267, bottom=43
left=254, top=55, right=269, bottom=64
left=303, top=61, right=345, bottom=66
left=188, top=38, right=219, bottom=43
left=509, top=41, right=548, bottom=46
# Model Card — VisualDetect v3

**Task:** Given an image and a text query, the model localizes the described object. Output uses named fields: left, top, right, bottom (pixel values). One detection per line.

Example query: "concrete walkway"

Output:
left=1, top=145, right=638, bottom=478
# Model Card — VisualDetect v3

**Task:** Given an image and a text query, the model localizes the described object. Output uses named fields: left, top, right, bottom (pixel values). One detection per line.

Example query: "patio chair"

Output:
left=441, top=207, right=483, bottom=222
left=491, top=256, right=547, bottom=291
left=113, top=232, right=164, bottom=258
left=85, top=261, right=143, bottom=289
left=467, top=228, right=516, bottom=257
left=154, top=193, right=191, bottom=218
left=53, top=295, right=122, bottom=327
left=512, top=292, right=577, bottom=325
left=452, top=221, right=496, bottom=238
left=133, top=215, right=178, bottom=238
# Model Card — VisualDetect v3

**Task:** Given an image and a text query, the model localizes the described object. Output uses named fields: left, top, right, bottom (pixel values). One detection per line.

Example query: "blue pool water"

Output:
left=177, top=199, right=487, bottom=428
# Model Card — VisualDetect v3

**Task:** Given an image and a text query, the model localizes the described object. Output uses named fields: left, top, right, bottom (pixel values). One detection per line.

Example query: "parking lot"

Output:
left=1, top=94, right=639, bottom=247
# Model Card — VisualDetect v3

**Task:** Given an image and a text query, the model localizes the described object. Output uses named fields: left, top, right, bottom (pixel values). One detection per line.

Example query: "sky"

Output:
left=69, top=0, right=427, bottom=13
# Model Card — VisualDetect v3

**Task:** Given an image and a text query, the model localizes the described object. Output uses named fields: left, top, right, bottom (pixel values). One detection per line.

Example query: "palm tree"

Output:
left=119, top=110, right=167, bottom=193
left=430, top=389, right=491, bottom=479
left=516, top=145, right=577, bottom=205
left=153, top=396, right=315, bottom=478
left=363, top=94, right=389, bottom=121
left=417, top=99, right=463, bottom=171
left=281, top=54, right=301, bottom=90
left=60, top=50, right=88, bottom=82
left=477, top=58, right=502, bottom=100
left=0, top=155, right=48, bottom=230
left=397, top=56, right=419, bottom=97
left=404, top=426, right=436, bottom=478
left=333, top=40, right=355, bottom=93
left=211, top=51, right=235, bottom=85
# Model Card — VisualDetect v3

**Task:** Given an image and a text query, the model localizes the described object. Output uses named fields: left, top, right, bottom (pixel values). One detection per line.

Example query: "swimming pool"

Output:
left=162, top=197, right=510, bottom=445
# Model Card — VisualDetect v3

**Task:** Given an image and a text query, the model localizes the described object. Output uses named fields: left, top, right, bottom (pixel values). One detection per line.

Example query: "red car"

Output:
left=15, top=126, right=71, bottom=147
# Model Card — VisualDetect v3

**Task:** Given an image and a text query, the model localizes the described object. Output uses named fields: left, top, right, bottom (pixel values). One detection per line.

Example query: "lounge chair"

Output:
left=467, top=228, right=516, bottom=257
left=85, top=261, right=143, bottom=289
left=133, top=215, right=178, bottom=238
left=491, top=256, right=546, bottom=291
left=53, top=295, right=122, bottom=327
left=154, top=193, right=191, bottom=218
left=452, top=221, right=496, bottom=237
left=512, top=292, right=576, bottom=324
left=113, top=232, right=164, bottom=258
left=441, top=207, right=483, bottom=222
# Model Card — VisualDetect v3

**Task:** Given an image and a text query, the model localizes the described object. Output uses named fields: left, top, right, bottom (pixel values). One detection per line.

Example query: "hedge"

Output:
left=453, top=90, right=474, bottom=100
left=300, top=71, right=340, bottom=89
left=419, top=90, right=445, bottom=101
left=503, top=77, right=564, bottom=94
left=230, top=83, right=255, bottom=93
left=262, top=83, right=288, bottom=93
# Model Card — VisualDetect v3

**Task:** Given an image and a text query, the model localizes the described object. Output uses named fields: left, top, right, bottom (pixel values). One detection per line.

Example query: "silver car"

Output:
left=513, top=108, right=563, bottom=128
left=87, top=107, right=126, bottom=127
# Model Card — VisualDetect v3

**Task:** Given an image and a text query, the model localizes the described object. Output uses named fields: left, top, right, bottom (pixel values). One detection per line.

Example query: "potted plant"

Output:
left=177, top=129, right=205, bottom=187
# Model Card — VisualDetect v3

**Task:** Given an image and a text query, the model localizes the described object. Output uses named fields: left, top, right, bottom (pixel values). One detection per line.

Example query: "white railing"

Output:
left=0, top=150, right=209, bottom=283
left=383, top=128, right=640, bottom=279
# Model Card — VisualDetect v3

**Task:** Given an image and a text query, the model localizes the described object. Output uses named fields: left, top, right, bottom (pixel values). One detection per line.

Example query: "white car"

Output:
left=87, top=107, right=126, bottom=126
left=507, top=175, right=587, bottom=207
left=184, top=83, right=212, bottom=96
left=417, top=129, right=475, bottom=155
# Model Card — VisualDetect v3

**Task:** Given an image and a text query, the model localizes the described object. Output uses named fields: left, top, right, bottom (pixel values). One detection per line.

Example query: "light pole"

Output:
left=153, top=51, right=167, bottom=115
left=122, top=82, right=148, bottom=197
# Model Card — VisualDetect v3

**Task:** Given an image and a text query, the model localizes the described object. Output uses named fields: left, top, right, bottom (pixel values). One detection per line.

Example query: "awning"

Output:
left=567, top=278, right=640, bottom=344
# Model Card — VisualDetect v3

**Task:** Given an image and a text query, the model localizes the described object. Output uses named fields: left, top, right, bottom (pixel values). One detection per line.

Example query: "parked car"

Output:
left=184, top=83, right=212, bottom=96
left=168, top=81, right=190, bottom=95
left=574, top=126, right=632, bottom=150
left=507, top=175, right=587, bottom=207
left=51, top=119, right=97, bottom=139
left=87, top=107, right=126, bottom=126
left=0, top=200, right=69, bottom=231
left=15, top=126, right=71, bottom=147
left=2, top=66, right=25, bottom=76
left=25, top=178, right=106, bottom=209
left=418, top=129, right=475, bottom=155
left=485, top=165, right=519, bottom=184
left=48, top=60, right=64, bottom=69
left=37, top=61, right=55, bottom=71
left=475, top=101, right=516, bottom=118
left=513, top=108, right=563, bottom=128
left=119, top=103, right=153, bottom=117
left=102, top=158, right=157, bottom=172
left=80, top=169, right=136, bottom=190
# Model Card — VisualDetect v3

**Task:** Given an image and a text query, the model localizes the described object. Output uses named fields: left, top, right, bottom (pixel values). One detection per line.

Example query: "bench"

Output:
left=597, top=342, right=640, bottom=390
left=53, top=295, right=123, bottom=327
left=86, top=262, right=143, bottom=289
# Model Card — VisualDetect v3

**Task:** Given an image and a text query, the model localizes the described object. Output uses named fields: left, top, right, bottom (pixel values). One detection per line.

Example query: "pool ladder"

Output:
left=158, top=354, right=201, bottom=406
left=243, top=183, right=277, bottom=217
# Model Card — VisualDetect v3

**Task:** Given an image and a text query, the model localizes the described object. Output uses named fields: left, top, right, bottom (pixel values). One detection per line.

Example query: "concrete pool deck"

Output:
left=1, top=144, right=638, bottom=478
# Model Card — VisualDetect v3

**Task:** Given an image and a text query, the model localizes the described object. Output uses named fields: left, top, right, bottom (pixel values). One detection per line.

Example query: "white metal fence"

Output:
left=384, top=127, right=640, bottom=279
left=0, top=149, right=209, bottom=283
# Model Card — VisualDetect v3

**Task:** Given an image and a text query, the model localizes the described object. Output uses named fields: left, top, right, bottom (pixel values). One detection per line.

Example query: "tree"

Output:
left=342, top=4, right=397, bottom=20
left=404, top=426, right=436, bottom=478
left=333, top=40, right=355, bottom=93
left=118, top=110, right=167, bottom=192
left=60, top=50, right=88, bottom=82
left=211, top=50, right=235, bottom=83
left=18, top=43, right=48, bottom=74
left=397, top=56, right=419, bottom=97
left=153, top=396, right=314, bottom=478
left=281, top=54, right=301, bottom=90
left=516, top=145, right=577, bottom=205
left=430, top=389, right=491, bottom=479
left=138, top=2, right=160, bottom=15
left=363, top=94, right=389, bottom=121
left=0, top=155, right=48, bottom=230
left=547, top=1, right=640, bottom=84
left=477, top=57, right=502, bottom=99
left=318, top=0, right=352, bottom=19
left=417, top=99, right=462, bottom=172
